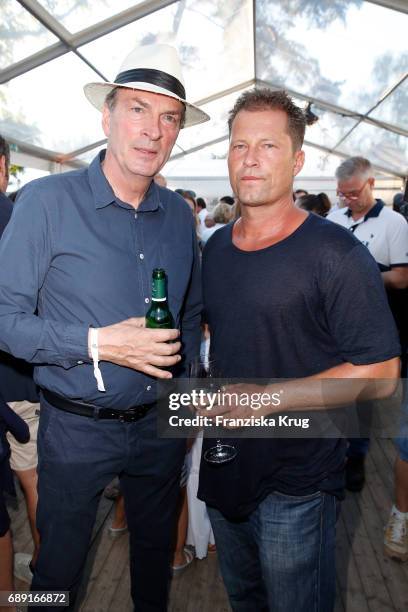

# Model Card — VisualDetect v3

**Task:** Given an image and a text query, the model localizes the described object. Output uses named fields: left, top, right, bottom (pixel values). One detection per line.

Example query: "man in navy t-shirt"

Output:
left=198, top=89, right=400, bottom=612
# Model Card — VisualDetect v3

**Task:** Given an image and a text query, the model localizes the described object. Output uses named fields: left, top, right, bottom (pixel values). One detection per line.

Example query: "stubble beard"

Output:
left=235, top=184, right=268, bottom=208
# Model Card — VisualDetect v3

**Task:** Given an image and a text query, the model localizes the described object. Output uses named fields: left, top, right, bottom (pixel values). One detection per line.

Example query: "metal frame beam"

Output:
left=170, top=135, right=229, bottom=161
left=60, top=81, right=256, bottom=162
left=8, top=136, right=84, bottom=170
left=17, top=0, right=72, bottom=39
left=303, top=140, right=404, bottom=179
left=2, top=0, right=178, bottom=84
left=4, top=0, right=406, bottom=85
left=169, top=133, right=404, bottom=178
left=326, top=72, right=408, bottom=156
left=257, top=79, right=408, bottom=138
left=365, top=0, right=408, bottom=14
left=194, top=80, right=255, bottom=107
left=8, top=131, right=404, bottom=178
left=15, top=0, right=108, bottom=80
left=59, top=139, right=107, bottom=162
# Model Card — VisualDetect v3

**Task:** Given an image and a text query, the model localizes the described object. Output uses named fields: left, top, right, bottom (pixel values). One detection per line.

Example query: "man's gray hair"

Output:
left=335, top=156, right=373, bottom=181
left=105, top=87, right=119, bottom=111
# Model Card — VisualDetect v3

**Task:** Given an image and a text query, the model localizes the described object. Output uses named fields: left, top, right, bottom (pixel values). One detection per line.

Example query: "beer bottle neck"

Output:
left=151, top=277, right=167, bottom=301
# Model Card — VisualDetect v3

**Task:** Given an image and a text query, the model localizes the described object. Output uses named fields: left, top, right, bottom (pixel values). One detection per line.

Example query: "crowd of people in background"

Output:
left=1, top=74, right=408, bottom=612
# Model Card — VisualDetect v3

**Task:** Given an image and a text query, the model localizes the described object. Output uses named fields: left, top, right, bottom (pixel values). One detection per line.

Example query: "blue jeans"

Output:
left=208, top=491, right=339, bottom=612
left=31, top=398, right=185, bottom=611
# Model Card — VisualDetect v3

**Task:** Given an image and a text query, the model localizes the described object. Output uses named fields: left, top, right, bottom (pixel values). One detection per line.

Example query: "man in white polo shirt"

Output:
left=329, top=157, right=408, bottom=289
left=328, top=156, right=408, bottom=559
left=329, top=156, right=408, bottom=488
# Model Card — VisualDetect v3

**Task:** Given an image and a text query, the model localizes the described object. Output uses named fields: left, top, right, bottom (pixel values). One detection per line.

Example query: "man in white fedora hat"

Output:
left=0, top=43, right=209, bottom=610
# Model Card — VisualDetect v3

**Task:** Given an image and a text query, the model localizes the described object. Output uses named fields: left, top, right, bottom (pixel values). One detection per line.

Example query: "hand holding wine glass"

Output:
left=189, top=357, right=237, bottom=464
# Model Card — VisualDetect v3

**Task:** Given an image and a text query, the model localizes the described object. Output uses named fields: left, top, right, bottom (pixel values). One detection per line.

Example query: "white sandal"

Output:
left=171, top=547, right=194, bottom=572
left=107, top=524, right=128, bottom=539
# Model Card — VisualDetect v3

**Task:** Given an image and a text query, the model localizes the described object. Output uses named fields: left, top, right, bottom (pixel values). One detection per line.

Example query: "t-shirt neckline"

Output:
left=229, top=212, right=312, bottom=254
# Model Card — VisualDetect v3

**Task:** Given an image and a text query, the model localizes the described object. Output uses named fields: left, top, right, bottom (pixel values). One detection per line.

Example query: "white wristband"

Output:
left=90, top=327, right=106, bottom=392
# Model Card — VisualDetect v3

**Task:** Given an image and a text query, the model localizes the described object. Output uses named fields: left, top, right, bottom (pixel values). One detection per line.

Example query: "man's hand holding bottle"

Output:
left=90, top=268, right=180, bottom=378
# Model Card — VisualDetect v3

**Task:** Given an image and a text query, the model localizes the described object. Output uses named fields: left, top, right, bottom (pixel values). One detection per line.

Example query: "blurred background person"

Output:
left=204, top=196, right=234, bottom=230
left=196, top=197, right=209, bottom=232
left=293, top=188, right=308, bottom=201
left=219, top=195, right=234, bottom=207
left=201, top=201, right=233, bottom=245
left=328, top=156, right=408, bottom=495
left=392, top=192, right=404, bottom=213
left=0, top=134, right=41, bottom=585
left=154, top=173, right=167, bottom=188
left=0, top=398, right=29, bottom=612
left=296, top=192, right=331, bottom=217
left=181, top=191, right=201, bottom=244
left=107, top=494, right=127, bottom=539
left=393, top=190, right=408, bottom=222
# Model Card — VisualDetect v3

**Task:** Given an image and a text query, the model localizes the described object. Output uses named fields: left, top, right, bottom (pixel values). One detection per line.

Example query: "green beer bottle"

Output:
left=145, top=268, right=175, bottom=329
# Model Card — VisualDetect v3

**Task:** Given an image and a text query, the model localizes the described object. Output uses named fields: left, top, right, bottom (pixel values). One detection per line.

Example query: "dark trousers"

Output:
left=30, top=397, right=185, bottom=612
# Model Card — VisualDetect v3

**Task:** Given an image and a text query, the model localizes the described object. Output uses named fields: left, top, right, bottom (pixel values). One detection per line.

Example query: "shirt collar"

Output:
left=88, top=149, right=163, bottom=212
left=88, top=150, right=115, bottom=209
left=344, top=199, right=384, bottom=222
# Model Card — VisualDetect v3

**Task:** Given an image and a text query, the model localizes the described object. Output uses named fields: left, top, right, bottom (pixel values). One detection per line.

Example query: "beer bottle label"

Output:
left=152, top=277, right=166, bottom=301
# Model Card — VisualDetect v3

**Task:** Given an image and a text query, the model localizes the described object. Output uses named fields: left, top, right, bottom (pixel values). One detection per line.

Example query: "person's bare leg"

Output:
left=0, top=530, right=17, bottom=612
left=15, top=467, right=39, bottom=564
left=111, top=494, right=127, bottom=530
left=395, top=456, right=408, bottom=512
left=172, top=487, right=189, bottom=567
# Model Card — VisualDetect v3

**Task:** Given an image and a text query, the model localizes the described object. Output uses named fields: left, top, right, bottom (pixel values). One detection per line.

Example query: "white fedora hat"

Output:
left=84, top=43, right=209, bottom=129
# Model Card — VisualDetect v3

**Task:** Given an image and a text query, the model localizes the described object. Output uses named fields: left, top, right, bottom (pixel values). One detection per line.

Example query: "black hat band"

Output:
left=114, top=68, right=186, bottom=100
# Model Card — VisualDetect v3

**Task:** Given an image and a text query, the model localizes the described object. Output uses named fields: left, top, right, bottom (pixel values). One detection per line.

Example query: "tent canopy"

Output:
left=1, top=0, right=407, bottom=187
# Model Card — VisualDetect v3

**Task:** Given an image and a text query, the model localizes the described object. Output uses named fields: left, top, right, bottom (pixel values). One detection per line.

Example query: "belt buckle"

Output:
left=122, top=407, right=138, bottom=423
left=118, top=411, right=127, bottom=423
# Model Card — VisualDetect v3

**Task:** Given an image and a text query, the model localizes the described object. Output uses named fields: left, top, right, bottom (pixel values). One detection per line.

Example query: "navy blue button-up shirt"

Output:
left=0, top=151, right=202, bottom=408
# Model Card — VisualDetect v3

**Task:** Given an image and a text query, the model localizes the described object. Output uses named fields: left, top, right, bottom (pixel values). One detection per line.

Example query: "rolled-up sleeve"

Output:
left=0, top=184, right=89, bottom=368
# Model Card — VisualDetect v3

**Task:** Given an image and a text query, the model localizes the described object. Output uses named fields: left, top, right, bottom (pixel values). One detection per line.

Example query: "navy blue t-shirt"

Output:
left=198, top=213, right=400, bottom=518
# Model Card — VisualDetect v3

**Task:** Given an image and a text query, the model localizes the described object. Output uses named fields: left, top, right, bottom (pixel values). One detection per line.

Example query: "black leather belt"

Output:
left=42, top=389, right=155, bottom=422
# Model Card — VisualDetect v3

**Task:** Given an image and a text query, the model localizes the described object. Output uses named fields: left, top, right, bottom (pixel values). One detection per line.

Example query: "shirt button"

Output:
left=146, top=385, right=152, bottom=391
left=145, top=297, right=149, bottom=304
left=139, top=253, right=144, bottom=260
left=134, top=213, right=138, bottom=219
left=77, top=360, right=83, bottom=365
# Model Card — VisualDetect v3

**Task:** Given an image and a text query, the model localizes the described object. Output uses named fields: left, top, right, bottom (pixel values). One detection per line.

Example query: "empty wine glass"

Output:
left=189, top=357, right=237, bottom=465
